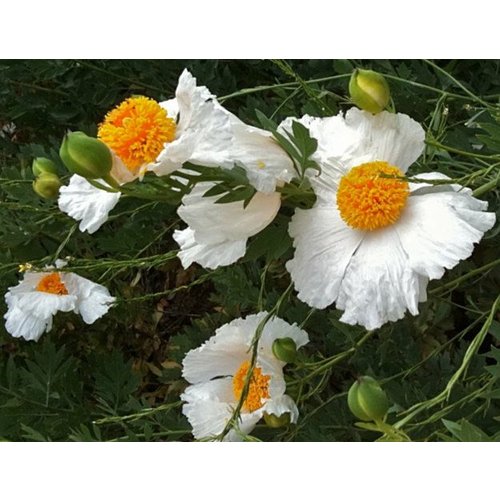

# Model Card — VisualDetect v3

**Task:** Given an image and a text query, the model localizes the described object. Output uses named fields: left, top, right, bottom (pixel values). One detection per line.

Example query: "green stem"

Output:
left=472, top=176, right=500, bottom=197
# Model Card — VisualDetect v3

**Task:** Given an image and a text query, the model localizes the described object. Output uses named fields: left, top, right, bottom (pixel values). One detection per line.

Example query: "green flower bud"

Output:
left=272, top=337, right=297, bottom=363
left=32, top=157, right=57, bottom=177
left=59, top=131, right=112, bottom=179
left=33, top=172, right=62, bottom=200
left=347, top=376, right=389, bottom=422
left=264, top=412, right=291, bottom=428
left=349, top=69, right=390, bottom=114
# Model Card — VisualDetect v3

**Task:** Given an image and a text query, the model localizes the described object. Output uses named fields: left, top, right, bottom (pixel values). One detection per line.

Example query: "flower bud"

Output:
left=59, top=131, right=112, bottom=179
left=264, top=411, right=291, bottom=428
left=349, top=69, right=390, bottom=114
left=272, top=337, right=297, bottom=363
left=32, top=157, right=57, bottom=177
left=347, top=376, right=389, bottom=421
left=33, top=172, right=62, bottom=200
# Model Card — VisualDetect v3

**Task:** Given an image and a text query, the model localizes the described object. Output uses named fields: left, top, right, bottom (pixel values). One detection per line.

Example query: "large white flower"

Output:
left=59, top=69, right=233, bottom=233
left=174, top=114, right=296, bottom=270
left=286, top=108, right=496, bottom=331
left=4, top=268, right=115, bottom=341
left=181, top=312, right=309, bottom=441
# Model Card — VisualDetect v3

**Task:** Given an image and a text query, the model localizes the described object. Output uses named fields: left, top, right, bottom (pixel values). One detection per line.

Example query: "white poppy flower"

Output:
left=59, top=69, right=233, bottom=233
left=286, top=108, right=496, bottom=331
left=181, top=312, right=309, bottom=441
left=4, top=269, right=115, bottom=341
left=173, top=113, right=296, bottom=270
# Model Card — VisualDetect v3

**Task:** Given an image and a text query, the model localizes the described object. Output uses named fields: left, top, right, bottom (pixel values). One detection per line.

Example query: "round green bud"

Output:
left=272, top=337, right=297, bottom=363
left=33, top=172, right=62, bottom=200
left=59, top=131, right=112, bottom=179
left=347, top=376, right=389, bottom=422
left=32, top=157, right=57, bottom=177
left=349, top=69, right=390, bottom=114
left=264, top=412, right=291, bottom=428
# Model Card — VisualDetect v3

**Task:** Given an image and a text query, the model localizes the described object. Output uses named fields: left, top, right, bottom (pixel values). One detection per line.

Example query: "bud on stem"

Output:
left=347, top=376, right=389, bottom=422
left=349, top=69, right=391, bottom=114
left=59, top=131, right=112, bottom=180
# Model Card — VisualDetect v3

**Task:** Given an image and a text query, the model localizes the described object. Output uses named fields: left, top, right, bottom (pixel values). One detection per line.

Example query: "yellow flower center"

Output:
left=98, top=96, right=176, bottom=173
left=232, top=361, right=270, bottom=412
left=336, top=161, right=409, bottom=231
left=35, top=273, right=68, bottom=295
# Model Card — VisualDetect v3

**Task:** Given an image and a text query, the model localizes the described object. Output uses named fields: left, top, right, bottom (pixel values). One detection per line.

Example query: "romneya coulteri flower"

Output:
left=181, top=312, right=309, bottom=441
left=284, top=108, right=496, bottom=330
left=4, top=262, right=115, bottom=341
left=173, top=113, right=295, bottom=270
left=58, top=69, right=233, bottom=234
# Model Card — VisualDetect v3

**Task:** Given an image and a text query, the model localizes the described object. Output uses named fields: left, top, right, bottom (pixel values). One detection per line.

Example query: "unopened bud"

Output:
left=33, top=172, right=62, bottom=200
left=347, top=376, right=389, bottom=422
left=349, top=69, right=390, bottom=114
left=32, top=157, right=57, bottom=177
left=59, top=131, right=112, bottom=179
left=264, top=412, right=291, bottom=428
left=272, top=337, right=297, bottom=363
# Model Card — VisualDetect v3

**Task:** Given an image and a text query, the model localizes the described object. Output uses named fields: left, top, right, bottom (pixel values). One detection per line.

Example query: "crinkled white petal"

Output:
left=173, top=228, right=246, bottom=270
left=4, top=304, right=53, bottom=341
left=62, top=273, right=115, bottom=324
left=58, top=175, right=121, bottom=234
left=287, top=202, right=364, bottom=309
left=221, top=112, right=295, bottom=192
left=395, top=189, right=496, bottom=280
left=150, top=69, right=232, bottom=176
left=286, top=109, right=425, bottom=199
left=336, top=227, right=423, bottom=331
left=263, top=395, right=300, bottom=424
left=181, top=378, right=264, bottom=441
left=178, top=182, right=281, bottom=245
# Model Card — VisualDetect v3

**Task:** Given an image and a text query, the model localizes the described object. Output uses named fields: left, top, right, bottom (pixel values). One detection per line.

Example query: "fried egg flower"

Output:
left=173, top=116, right=296, bottom=270
left=285, top=108, right=496, bottom=331
left=181, top=312, right=309, bottom=441
left=59, top=69, right=232, bottom=233
left=4, top=268, right=115, bottom=341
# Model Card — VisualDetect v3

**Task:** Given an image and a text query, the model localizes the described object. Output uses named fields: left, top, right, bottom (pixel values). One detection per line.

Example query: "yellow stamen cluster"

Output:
left=232, top=361, right=270, bottom=412
left=36, top=273, right=68, bottom=295
left=336, top=161, right=409, bottom=231
left=98, top=96, right=176, bottom=172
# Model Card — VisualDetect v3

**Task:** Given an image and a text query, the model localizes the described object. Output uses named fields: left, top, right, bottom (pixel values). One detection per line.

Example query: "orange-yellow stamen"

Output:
left=337, top=161, right=409, bottom=231
left=98, top=96, right=176, bottom=173
left=232, top=361, right=270, bottom=412
left=35, top=273, right=68, bottom=295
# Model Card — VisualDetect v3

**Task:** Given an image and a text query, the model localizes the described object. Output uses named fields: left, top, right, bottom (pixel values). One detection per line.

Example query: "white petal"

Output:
left=182, top=312, right=269, bottom=383
left=58, top=175, right=121, bottom=234
left=257, top=315, right=309, bottom=360
left=224, top=112, right=296, bottom=192
left=336, top=227, right=423, bottom=330
left=263, top=395, right=300, bottom=424
left=182, top=378, right=235, bottom=404
left=286, top=203, right=363, bottom=309
left=181, top=399, right=234, bottom=440
left=293, top=109, right=425, bottom=201
left=150, top=69, right=232, bottom=176
left=173, top=228, right=246, bottom=270
left=4, top=304, right=52, bottom=341
left=395, top=189, right=496, bottom=280
left=63, top=273, right=115, bottom=324
left=181, top=378, right=264, bottom=441
left=178, top=182, right=281, bottom=246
